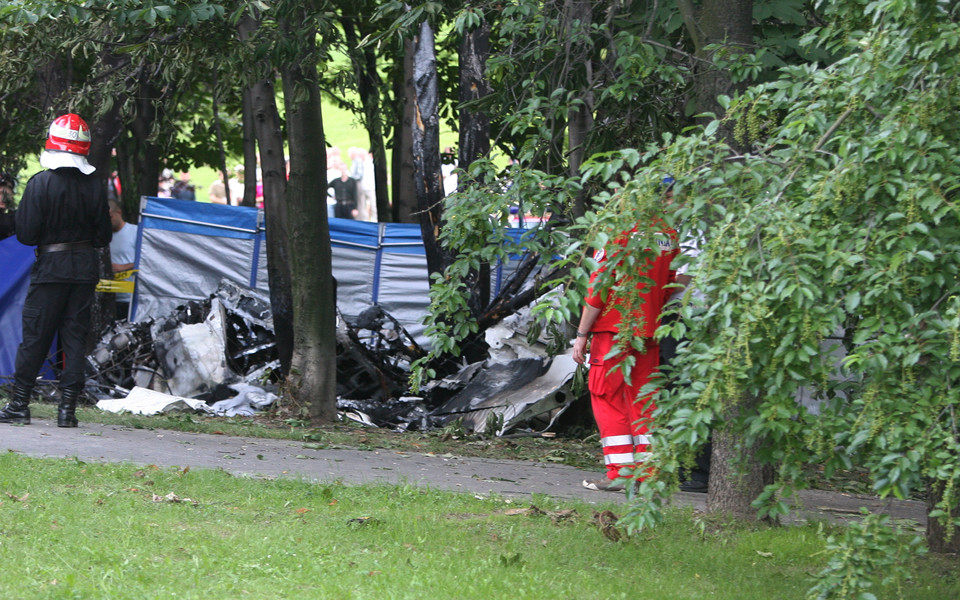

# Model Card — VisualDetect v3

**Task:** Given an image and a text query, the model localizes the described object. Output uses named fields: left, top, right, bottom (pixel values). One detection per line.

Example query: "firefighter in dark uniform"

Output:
left=0, top=114, right=112, bottom=427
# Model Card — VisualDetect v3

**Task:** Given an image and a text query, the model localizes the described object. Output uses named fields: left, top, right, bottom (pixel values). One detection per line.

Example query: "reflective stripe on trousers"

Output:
left=588, top=334, right=660, bottom=480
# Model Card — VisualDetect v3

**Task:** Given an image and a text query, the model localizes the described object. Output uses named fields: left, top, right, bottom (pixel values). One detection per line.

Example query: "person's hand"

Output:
left=572, top=334, right=588, bottom=365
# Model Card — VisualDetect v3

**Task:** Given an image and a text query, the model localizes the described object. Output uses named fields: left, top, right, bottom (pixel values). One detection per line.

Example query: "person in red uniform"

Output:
left=573, top=184, right=679, bottom=491
left=0, top=114, right=112, bottom=427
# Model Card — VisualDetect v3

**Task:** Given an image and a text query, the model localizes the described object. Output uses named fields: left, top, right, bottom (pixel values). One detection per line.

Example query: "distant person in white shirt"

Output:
left=108, top=198, right=138, bottom=320
left=441, top=147, right=458, bottom=197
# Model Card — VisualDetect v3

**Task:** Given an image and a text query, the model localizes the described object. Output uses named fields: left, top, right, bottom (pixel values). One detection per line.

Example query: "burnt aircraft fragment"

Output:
left=86, top=280, right=423, bottom=412
left=426, top=353, right=579, bottom=435
left=336, top=304, right=425, bottom=402
left=83, top=279, right=582, bottom=436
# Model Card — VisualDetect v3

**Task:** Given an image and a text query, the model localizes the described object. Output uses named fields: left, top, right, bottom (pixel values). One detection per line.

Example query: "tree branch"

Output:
left=676, top=0, right=704, bottom=54
left=773, top=106, right=856, bottom=203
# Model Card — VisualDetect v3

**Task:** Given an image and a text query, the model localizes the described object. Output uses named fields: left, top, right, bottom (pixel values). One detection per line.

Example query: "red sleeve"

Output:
left=585, top=268, right=605, bottom=310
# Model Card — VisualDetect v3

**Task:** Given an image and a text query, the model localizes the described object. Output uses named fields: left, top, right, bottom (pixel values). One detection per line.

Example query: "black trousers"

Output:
left=116, top=301, right=130, bottom=321
left=14, top=281, right=95, bottom=391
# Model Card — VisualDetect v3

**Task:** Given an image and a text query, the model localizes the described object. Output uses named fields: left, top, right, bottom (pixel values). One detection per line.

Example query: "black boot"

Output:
left=57, top=387, right=80, bottom=428
left=0, top=383, right=32, bottom=424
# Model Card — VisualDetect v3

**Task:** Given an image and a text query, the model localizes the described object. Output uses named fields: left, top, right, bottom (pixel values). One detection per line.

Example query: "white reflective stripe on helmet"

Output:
left=601, top=434, right=634, bottom=448
left=604, top=452, right=636, bottom=465
left=49, top=121, right=90, bottom=142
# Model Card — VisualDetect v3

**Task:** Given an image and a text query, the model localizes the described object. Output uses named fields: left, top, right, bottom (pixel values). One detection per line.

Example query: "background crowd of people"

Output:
left=146, top=146, right=378, bottom=222
left=326, top=146, right=375, bottom=221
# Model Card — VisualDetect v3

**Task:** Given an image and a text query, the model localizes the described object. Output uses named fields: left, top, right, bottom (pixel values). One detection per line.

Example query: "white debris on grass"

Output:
left=96, top=386, right=213, bottom=416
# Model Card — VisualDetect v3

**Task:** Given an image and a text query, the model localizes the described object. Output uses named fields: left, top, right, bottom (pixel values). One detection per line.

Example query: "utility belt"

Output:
left=35, top=240, right=92, bottom=257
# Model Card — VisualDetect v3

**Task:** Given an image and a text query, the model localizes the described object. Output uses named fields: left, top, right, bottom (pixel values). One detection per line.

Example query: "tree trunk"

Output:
left=237, top=14, right=262, bottom=209
left=240, top=86, right=258, bottom=208
left=391, top=39, right=417, bottom=223
left=280, top=26, right=338, bottom=424
left=238, top=13, right=294, bottom=377
left=685, top=0, right=753, bottom=149
left=341, top=17, right=391, bottom=223
left=128, top=82, right=162, bottom=203
left=87, top=91, right=124, bottom=341
left=210, top=72, right=231, bottom=206
left=565, top=0, right=596, bottom=219
left=86, top=103, right=123, bottom=178
left=411, top=19, right=448, bottom=277
left=458, top=16, right=492, bottom=316
left=706, top=395, right=774, bottom=521
left=681, top=0, right=761, bottom=519
left=927, top=480, right=960, bottom=553
left=248, top=73, right=294, bottom=378
left=458, top=19, right=491, bottom=174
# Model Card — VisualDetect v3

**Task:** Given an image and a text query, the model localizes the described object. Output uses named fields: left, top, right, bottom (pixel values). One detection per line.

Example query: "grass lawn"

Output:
left=0, top=452, right=957, bottom=600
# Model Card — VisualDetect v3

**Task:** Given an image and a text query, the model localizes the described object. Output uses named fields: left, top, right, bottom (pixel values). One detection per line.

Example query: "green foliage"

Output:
left=414, top=0, right=960, bottom=595
left=410, top=157, right=584, bottom=390
left=0, top=0, right=238, bottom=176
left=414, top=0, right=831, bottom=390
left=594, top=0, right=960, bottom=595
left=482, top=0, right=690, bottom=166
left=808, top=513, right=926, bottom=600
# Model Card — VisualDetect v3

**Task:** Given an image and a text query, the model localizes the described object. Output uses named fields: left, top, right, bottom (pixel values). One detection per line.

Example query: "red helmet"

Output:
left=45, top=113, right=91, bottom=156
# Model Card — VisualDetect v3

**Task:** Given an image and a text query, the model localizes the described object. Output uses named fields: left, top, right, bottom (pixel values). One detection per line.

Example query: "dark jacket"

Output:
left=16, top=167, right=112, bottom=284
left=0, top=210, right=13, bottom=239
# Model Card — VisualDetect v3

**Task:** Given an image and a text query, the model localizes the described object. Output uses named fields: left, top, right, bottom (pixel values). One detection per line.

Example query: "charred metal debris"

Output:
left=79, top=280, right=583, bottom=435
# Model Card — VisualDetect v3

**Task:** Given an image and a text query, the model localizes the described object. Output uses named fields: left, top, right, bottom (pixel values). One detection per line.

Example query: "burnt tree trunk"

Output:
left=391, top=39, right=417, bottom=223
left=411, top=19, right=449, bottom=277
left=124, top=81, right=162, bottom=203
left=281, top=21, right=338, bottom=424
left=458, top=15, right=492, bottom=321
left=249, top=76, right=294, bottom=378
left=87, top=73, right=125, bottom=339
left=458, top=18, right=491, bottom=176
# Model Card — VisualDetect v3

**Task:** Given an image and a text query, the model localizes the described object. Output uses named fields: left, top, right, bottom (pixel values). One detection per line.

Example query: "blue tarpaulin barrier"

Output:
left=0, top=195, right=533, bottom=381
left=0, top=236, right=59, bottom=384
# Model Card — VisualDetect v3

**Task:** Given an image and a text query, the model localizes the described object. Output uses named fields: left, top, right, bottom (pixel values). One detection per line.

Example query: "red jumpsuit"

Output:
left=586, top=223, right=678, bottom=480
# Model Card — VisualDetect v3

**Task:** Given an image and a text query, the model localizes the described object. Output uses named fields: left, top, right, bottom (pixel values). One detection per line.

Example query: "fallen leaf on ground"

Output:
left=593, top=510, right=623, bottom=542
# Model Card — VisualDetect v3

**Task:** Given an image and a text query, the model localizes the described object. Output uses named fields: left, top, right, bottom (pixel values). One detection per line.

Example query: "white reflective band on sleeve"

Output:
left=634, top=452, right=651, bottom=462
left=601, top=435, right=635, bottom=448
left=604, top=452, right=636, bottom=466
left=633, top=434, right=651, bottom=446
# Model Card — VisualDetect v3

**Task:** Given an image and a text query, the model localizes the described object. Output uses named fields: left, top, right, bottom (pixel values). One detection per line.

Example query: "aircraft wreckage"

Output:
left=81, top=280, right=582, bottom=436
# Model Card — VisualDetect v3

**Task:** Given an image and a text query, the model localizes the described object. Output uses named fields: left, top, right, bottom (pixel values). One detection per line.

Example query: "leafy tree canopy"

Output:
left=540, top=0, right=958, bottom=593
